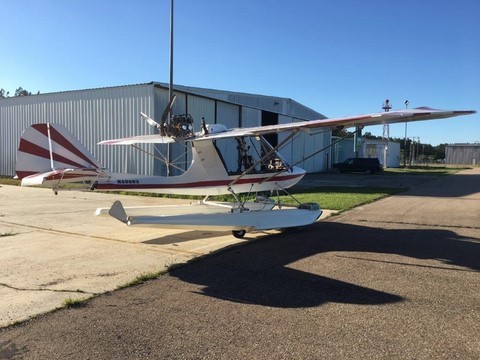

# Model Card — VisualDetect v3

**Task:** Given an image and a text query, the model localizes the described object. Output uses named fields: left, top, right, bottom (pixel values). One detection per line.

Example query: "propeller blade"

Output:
left=141, top=112, right=160, bottom=128
left=161, top=94, right=177, bottom=125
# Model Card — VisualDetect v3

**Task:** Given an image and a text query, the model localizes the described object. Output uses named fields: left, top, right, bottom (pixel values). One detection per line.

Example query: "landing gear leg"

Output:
left=232, top=230, right=246, bottom=239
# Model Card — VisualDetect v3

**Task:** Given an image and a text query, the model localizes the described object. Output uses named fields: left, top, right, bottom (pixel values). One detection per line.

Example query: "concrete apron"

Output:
left=0, top=185, right=334, bottom=327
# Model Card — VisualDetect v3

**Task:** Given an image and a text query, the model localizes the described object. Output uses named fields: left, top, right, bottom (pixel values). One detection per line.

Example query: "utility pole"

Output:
left=404, top=100, right=409, bottom=167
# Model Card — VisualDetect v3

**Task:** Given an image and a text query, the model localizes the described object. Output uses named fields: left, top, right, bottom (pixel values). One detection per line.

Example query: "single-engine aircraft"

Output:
left=15, top=101, right=475, bottom=238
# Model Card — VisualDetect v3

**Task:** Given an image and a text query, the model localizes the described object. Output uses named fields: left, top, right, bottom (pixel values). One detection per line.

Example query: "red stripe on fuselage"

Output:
left=95, top=173, right=302, bottom=190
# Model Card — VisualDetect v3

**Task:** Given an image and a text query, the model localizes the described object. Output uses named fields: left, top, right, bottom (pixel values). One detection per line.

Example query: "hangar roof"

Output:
left=0, top=81, right=326, bottom=121
left=446, top=143, right=480, bottom=147
left=152, top=82, right=326, bottom=121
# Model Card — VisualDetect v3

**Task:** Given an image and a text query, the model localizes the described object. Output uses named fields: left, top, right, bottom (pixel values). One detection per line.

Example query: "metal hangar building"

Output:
left=445, top=144, right=480, bottom=165
left=0, top=82, right=329, bottom=177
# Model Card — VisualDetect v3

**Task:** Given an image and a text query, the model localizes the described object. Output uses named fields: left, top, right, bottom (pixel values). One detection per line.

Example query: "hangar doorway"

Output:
left=261, top=110, right=278, bottom=147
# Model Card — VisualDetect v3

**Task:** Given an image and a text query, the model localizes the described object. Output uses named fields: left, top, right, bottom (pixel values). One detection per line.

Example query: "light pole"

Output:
left=382, top=99, right=391, bottom=168
left=167, top=0, right=174, bottom=176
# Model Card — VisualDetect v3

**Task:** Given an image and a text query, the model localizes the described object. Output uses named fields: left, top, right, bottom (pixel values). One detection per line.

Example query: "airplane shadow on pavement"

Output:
left=142, top=230, right=232, bottom=245
left=170, top=221, right=479, bottom=308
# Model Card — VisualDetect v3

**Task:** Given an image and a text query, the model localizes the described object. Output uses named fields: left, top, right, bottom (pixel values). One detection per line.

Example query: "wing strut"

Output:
left=130, top=144, right=186, bottom=173
left=228, top=129, right=299, bottom=188
left=260, top=129, right=357, bottom=184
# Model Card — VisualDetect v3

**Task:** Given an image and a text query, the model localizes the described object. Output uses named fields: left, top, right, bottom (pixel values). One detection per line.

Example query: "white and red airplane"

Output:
left=15, top=105, right=475, bottom=237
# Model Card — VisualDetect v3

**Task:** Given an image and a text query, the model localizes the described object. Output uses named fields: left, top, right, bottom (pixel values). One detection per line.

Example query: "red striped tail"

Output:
left=15, top=123, right=106, bottom=187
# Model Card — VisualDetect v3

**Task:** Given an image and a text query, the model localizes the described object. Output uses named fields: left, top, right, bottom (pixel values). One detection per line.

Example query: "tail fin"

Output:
left=15, top=123, right=107, bottom=188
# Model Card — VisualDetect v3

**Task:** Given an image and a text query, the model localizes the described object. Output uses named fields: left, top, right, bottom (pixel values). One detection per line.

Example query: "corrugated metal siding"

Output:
left=216, top=101, right=239, bottom=128
left=332, top=138, right=355, bottom=164
left=241, top=107, right=261, bottom=128
left=227, top=95, right=324, bottom=120
left=446, top=145, right=480, bottom=165
left=216, top=102, right=240, bottom=171
left=159, top=84, right=326, bottom=120
left=278, top=115, right=293, bottom=164
left=310, top=130, right=327, bottom=171
left=1, top=83, right=331, bottom=177
left=186, top=95, right=215, bottom=128
left=322, top=130, right=331, bottom=170
left=277, top=115, right=327, bottom=172
left=291, top=132, right=305, bottom=170
left=1, top=84, right=155, bottom=176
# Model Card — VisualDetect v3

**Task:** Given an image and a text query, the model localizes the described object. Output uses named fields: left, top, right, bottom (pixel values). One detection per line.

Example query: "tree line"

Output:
left=0, top=87, right=38, bottom=98
left=362, top=131, right=447, bottom=161
left=333, top=128, right=447, bottom=161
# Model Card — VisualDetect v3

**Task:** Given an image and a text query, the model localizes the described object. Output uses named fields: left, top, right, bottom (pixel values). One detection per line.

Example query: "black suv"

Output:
left=332, top=158, right=383, bottom=174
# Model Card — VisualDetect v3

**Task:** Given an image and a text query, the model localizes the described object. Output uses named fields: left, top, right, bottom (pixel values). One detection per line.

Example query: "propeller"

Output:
left=140, top=112, right=160, bottom=128
left=141, top=94, right=177, bottom=133
left=160, top=94, right=177, bottom=126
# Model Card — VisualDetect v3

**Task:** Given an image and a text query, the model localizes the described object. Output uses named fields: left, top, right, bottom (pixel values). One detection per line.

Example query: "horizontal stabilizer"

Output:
left=108, top=201, right=129, bottom=224
left=21, top=168, right=106, bottom=187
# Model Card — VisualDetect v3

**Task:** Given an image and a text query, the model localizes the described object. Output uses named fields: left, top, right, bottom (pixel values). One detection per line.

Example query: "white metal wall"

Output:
left=363, top=140, right=400, bottom=168
left=216, top=102, right=240, bottom=171
left=1, top=84, right=155, bottom=176
left=446, top=145, right=480, bottom=165
left=1, top=83, right=331, bottom=177
left=152, top=87, right=242, bottom=176
left=278, top=115, right=327, bottom=172
left=241, top=107, right=261, bottom=128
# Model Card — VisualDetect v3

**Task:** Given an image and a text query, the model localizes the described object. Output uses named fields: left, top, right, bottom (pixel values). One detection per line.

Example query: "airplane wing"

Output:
left=98, top=107, right=475, bottom=145
left=98, top=134, right=176, bottom=145
left=190, top=107, right=476, bottom=142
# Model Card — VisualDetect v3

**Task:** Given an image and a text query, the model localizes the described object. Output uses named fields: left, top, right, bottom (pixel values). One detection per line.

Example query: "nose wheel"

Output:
left=232, top=230, right=246, bottom=239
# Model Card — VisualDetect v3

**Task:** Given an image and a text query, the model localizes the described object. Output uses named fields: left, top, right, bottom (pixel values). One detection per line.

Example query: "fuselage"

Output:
left=94, top=140, right=305, bottom=195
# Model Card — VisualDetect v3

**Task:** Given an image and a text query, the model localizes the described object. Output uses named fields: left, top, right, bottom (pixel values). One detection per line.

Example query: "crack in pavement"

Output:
left=0, top=219, right=204, bottom=256
left=0, top=282, right=98, bottom=295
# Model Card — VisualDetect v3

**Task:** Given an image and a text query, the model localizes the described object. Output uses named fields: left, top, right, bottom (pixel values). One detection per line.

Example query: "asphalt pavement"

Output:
left=0, top=183, right=335, bottom=329
left=1, top=168, right=479, bottom=359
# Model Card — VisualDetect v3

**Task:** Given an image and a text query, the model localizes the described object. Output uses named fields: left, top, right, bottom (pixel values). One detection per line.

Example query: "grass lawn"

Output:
left=383, top=165, right=470, bottom=176
left=0, top=176, right=20, bottom=186
left=279, top=186, right=406, bottom=212
left=1, top=165, right=469, bottom=213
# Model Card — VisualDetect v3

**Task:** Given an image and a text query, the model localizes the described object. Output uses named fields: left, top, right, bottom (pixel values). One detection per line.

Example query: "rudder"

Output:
left=15, top=123, right=105, bottom=187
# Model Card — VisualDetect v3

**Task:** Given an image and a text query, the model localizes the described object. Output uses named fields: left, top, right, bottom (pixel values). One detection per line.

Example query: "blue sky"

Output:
left=1, top=0, right=479, bottom=145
